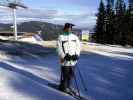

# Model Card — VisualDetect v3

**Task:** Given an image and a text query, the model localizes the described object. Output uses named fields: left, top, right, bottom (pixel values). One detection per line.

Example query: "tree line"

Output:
left=94, top=0, right=133, bottom=46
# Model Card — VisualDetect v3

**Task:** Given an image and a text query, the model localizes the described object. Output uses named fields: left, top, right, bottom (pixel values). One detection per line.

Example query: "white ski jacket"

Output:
left=57, top=33, right=80, bottom=66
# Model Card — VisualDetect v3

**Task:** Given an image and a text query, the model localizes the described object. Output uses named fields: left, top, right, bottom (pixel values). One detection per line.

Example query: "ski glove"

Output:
left=72, top=55, right=79, bottom=61
left=64, top=53, right=71, bottom=61
left=64, top=54, right=79, bottom=61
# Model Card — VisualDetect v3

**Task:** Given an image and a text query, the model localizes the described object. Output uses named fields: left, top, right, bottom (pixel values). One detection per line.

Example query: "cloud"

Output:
left=17, top=8, right=58, bottom=19
left=0, top=7, right=96, bottom=29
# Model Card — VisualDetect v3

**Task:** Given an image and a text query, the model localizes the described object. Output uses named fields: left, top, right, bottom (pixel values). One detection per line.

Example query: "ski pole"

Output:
left=77, top=65, right=88, bottom=91
left=73, top=70, right=81, bottom=97
left=59, top=67, right=63, bottom=85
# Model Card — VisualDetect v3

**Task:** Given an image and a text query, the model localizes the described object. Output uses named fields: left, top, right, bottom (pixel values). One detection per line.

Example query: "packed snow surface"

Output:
left=0, top=41, right=133, bottom=100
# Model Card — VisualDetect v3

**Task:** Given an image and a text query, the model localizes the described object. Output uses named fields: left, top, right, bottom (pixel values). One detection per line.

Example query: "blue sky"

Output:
left=24, top=0, right=99, bottom=11
left=0, top=0, right=129, bottom=29
left=0, top=0, right=99, bottom=29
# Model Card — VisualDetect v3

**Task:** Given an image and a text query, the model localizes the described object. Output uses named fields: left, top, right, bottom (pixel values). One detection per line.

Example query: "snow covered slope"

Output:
left=0, top=41, right=133, bottom=100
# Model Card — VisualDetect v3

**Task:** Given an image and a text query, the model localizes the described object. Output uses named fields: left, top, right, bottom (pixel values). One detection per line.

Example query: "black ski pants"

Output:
left=59, top=66, right=75, bottom=91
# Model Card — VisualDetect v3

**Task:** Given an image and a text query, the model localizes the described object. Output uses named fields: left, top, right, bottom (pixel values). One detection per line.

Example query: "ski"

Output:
left=47, top=83, right=88, bottom=100
left=66, top=88, right=87, bottom=100
left=69, top=91, right=87, bottom=100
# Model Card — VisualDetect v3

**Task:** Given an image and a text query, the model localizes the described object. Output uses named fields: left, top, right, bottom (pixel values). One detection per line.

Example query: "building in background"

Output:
left=0, top=31, right=35, bottom=41
left=81, top=30, right=89, bottom=41
left=81, top=30, right=95, bottom=42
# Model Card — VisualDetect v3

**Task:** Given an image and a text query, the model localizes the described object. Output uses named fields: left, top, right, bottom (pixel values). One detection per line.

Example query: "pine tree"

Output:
left=105, top=0, right=115, bottom=44
left=114, top=0, right=126, bottom=45
left=95, top=0, right=106, bottom=43
left=129, top=0, right=133, bottom=13
left=129, top=0, right=133, bottom=34
left=126, top=0, right=133, bottom=45
left=115, top=0, right=126, bottom=15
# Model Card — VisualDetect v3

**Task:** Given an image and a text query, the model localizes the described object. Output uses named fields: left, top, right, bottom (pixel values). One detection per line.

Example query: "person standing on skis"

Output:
left=57, top=23, right=80, bottom=93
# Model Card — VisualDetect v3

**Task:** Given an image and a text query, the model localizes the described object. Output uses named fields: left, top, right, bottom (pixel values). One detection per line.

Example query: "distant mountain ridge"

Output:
left=0, top=21, right=81, bottom=40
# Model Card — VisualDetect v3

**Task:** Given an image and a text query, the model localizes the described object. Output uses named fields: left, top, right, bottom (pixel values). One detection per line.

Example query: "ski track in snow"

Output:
left=0, top=41, right=133, bottom=100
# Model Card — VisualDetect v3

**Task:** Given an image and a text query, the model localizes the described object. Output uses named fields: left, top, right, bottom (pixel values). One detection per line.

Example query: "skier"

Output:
left=57, top=23, right=80, bottom=94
